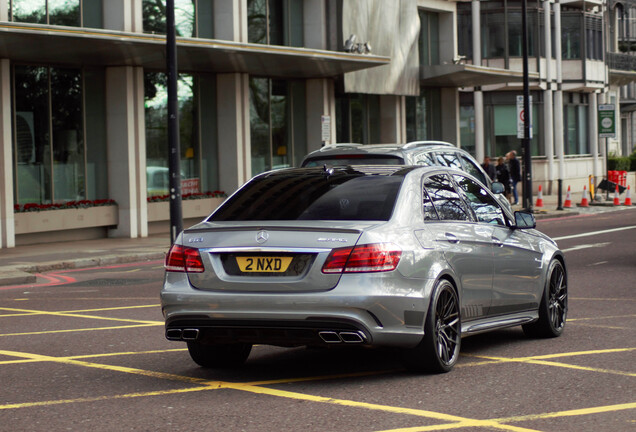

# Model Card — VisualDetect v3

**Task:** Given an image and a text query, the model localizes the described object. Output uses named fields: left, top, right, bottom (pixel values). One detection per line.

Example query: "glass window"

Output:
left=211, top=171, right=403, bottom=221
left=422, top=186, right=438, bottom=221
left=508, top=11, right=537, bottom=57
left=14, top=66, right=51, bottom=204
left=406, top=88, right=441, bottom=142
left=482, top=12, right=505, bottom=58
left=459, top=155, right=489, bottom=187
left=453, top=174, right=505, bottom=225
left=423, top=174, right=471, bottom=222
left=435, top=152, right=463, bottom=170
left=419, top=10, right=439, bottom=66
left=562, top=14, right=581, bottom=59
left=456, top=5, right=473, bottom=60
left=11, top=0, right=87, bottom=26
left=335, top=93, right=381, bottom=144
left=51, top=68, right=84, bottom=201
left=144, top=72, right=200, bottom=196
left=13, top=65, right=103, bottom=204
left=248, top=0, right=303, bottom=46
left=143, top=0, right=196, bottom=37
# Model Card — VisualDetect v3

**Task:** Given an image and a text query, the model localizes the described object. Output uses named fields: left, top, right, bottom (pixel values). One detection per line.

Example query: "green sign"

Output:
left=598, top=104, right=616, bottom=138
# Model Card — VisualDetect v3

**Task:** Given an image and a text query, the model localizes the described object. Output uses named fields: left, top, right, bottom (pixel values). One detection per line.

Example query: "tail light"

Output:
left=322, top=243, right=401, bottom=274
left=165, top=245, right=205, bottom=273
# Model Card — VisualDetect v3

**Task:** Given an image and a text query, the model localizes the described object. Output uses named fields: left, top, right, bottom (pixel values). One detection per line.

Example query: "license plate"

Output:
left=236, top=256, right=293, bottom=273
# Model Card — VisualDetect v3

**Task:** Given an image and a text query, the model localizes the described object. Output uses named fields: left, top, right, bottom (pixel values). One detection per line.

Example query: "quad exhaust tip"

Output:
left=318, top=330, right=366, bottom=344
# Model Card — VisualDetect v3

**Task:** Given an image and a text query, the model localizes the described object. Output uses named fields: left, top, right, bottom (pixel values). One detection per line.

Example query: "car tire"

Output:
left=523, top=259, right=567, bottom=338
left=402, top=279, right=461, bottom=373
left=187, top=342, right=252, bottom=368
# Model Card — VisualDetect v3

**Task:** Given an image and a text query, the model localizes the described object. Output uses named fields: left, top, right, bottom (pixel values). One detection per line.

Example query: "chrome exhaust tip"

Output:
left=339, top=331, right=365, bottom=343
left=181, top=328, right=200, bottom=341
left=318, top=331, right=342, bottom=343
left=166, top=329, right=183, bottom=340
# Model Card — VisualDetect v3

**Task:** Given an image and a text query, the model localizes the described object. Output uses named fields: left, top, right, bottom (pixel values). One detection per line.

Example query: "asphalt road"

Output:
left=1, top=209, right=635, bottom=432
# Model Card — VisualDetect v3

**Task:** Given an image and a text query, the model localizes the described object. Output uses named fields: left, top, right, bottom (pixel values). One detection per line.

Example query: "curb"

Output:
left=0, top=252, right=165, bottom=287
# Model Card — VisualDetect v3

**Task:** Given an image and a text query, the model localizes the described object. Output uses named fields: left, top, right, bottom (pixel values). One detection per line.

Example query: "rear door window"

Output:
left=435, top=152, right=463, bottom=170
left=452, top=174, right=506, bottom=225
left=211, top=171, right=404, bottom=221
left=423, top=174, right=472, bottom=221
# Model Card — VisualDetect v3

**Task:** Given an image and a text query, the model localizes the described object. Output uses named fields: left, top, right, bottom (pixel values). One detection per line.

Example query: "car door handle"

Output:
left=492, top=237, right=504, bottom=247
left=445, top=233, right=459, bottom=243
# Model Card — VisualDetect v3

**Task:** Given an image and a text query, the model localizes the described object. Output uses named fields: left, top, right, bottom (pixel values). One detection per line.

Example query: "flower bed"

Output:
left=14, top=199, right=117, bottom=213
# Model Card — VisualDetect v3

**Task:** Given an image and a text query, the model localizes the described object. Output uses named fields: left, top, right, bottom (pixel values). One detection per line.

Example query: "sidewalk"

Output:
left=0, top=193, right=633, bottom=287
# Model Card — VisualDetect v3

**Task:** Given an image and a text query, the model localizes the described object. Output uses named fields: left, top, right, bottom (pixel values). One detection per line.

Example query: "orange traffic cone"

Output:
left=535, top=185, right=544, bottom=208
left=579, top=186, right=589, bottom=207
left=613, top=184, right=621, bottom=206
left=563, top=186, right=572, bottom=208
left=624, top=185, right=633, bottom=206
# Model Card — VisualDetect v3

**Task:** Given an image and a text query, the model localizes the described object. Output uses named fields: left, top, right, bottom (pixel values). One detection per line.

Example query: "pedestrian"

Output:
left=506, top=150, right=521, bottom=205
left=495, top=156, right=511, bottom=202
left=481, top=156, right=496, bottom=181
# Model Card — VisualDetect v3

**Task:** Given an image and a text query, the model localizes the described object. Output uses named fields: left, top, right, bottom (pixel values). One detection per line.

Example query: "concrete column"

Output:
left=589, top=92, right=600, bottom=181
left=304, top=0, right=327, bottom=49
left=379, top=95, right=406, bottom=143
left=0, top=59, right=14, bottom=248
left=441, top=88, right=460, bottom=146
left=106, top=66, right=147, bottom=239
left=214, top=0, right=247, bottom=42
left=0, top=0, right=8, bottom=21
left=217, top=73, right=251, bottom=194
left=103, top=0, right=143, bottom=32
left=543, top=0, right=554, bottom=192
left=472, top=0, right=485, bottom=159
left=306, top=78, right=335, bottom=151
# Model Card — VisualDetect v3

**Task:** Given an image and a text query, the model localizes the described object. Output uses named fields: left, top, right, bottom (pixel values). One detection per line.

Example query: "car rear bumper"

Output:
left=161, top=272, right=436, bottom=348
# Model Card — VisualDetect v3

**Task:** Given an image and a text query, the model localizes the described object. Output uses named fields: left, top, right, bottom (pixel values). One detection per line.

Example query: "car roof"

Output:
left=305, top=141, right=456, bottom=157
left=259, top=165, right=421, bottom=179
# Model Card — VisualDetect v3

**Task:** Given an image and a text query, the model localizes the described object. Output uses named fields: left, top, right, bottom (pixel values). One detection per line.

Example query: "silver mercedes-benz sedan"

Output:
left=161, top=165, right=567, bottom=373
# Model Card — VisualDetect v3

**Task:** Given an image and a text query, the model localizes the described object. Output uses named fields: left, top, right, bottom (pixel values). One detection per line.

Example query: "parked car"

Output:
left=161, top=165, right=567, bottom=373
left=301, top=141, right=512, bottom=213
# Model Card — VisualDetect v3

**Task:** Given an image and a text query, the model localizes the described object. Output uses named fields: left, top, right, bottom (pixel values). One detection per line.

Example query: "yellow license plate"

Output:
left=236, top=256, right=293, bottom=273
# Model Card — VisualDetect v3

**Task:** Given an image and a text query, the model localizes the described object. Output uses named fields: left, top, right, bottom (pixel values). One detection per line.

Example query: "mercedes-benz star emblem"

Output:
left=256, top=230, right=269, bottom=244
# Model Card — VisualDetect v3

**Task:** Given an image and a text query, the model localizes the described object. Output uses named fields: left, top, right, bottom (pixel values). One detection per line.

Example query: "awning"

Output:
left=0, top=23, right=389, bottom=78
left=420, top=63, right=539, bottom=87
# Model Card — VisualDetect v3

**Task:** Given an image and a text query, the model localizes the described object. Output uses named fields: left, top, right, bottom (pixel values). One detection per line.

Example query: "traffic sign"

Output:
left=516, top=95, right=533, bottom=139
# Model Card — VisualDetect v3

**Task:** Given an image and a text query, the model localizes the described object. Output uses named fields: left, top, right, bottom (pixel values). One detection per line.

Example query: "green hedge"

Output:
left=608, top=156, right=632, bottom=171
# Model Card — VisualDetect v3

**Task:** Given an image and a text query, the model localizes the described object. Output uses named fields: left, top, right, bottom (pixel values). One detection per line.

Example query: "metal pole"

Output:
left=167, top=0, right=183, bottom=244
left=522, top=0, right=533, bottom=212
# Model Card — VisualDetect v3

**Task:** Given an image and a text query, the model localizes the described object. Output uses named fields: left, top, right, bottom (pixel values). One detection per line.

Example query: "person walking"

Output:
left=495, top=156, right=511, bottom=202
left=506, top=150, right=521, bottom=205
left=481, top=156, right=496, bottom=181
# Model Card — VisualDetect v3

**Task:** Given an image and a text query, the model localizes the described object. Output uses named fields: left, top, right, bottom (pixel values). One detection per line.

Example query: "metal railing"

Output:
left=607, top=52, right=636, bottom=71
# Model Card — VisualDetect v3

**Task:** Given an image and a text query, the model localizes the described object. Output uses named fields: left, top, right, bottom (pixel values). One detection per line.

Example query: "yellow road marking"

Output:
left=0, top=306, right=161, bottom=325
left=0, top=348, right=187, bottom=365
left=0, top=323, right=160, bottom=337
left=569, top=322, right=632, bottom=330
left=494, top=402, right=636, bottom=422
left=569, top=314, right=636, bottom=322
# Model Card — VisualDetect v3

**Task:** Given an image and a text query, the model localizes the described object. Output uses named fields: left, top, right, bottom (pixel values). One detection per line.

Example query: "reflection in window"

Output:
left=406, top=88, right=441, bottom=142
left=459, top=155, right=488, bottom=187
left=143, top=0, right=199, bottom=37
left=144, top=72, right=200, bottom=196
left=453, top=175, right=505, bottom=225
left=247, top=0, right=303, bottom=46
left=562, top=14, right=581, bottom=59
left=422, top=187, right=438, bottom=221
left=435, top=152, right=463, bottom=170
left=423, top=174, right=471, bottom=221
left=10, top=0, right=95, bottom=27
left=249, top=78, right=305, bottom=176
left=336, top=93, right=380, bottom=144
left=13, top=65, right=92, bottom=204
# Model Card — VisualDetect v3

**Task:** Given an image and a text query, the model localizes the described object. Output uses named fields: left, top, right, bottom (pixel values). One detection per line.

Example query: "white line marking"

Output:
left=561, top=242, right=611, bottom=253
left=553, top=225, right=636, bottom=241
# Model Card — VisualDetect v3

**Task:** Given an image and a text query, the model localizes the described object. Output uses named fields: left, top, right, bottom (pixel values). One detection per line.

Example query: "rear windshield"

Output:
left=302, top=155, right=403, bottom=167
left=210, top=171, right=403, bottom=221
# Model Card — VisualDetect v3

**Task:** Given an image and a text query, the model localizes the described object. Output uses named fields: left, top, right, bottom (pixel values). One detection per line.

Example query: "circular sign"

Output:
left=601, top=117, right=613, bottom=129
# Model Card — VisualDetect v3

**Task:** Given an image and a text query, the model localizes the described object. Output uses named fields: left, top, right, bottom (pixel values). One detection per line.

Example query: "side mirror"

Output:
left=491, top=181, right=505, bottom=195
left=514, top=211, right=536, bottom=229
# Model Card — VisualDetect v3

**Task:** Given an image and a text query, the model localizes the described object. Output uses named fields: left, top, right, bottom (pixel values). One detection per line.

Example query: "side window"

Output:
left=422, top=184, right=438, bottom=220
left=453, top=174, right=506, bottom=226
left=460, top=155, right=489, bottom=186
left=414, top=152, right=436, bottom=166
left=435, top=152, right=463, bottom=170
left=423, top=174, right=471, bottom=221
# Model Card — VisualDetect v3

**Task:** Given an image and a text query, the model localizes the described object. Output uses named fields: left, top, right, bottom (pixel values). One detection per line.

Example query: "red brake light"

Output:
left=322, top=243, right=401, bottom=274
left=165, top=245, right=204, bottom=273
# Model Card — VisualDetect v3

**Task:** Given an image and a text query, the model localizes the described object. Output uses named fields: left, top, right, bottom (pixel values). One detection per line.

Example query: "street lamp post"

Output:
left=521, top=0, right=533, bottom=212
left=166, top=0, right=183, bottom=244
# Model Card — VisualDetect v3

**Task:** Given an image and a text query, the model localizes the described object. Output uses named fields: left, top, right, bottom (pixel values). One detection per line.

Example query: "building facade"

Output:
left=0, top=0, right=633, bottom=249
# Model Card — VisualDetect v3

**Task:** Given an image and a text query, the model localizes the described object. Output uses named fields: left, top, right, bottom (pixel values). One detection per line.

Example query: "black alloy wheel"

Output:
left=402, top=279, right=461, bottom=373
left=523, top=259, right=568, bottom=338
